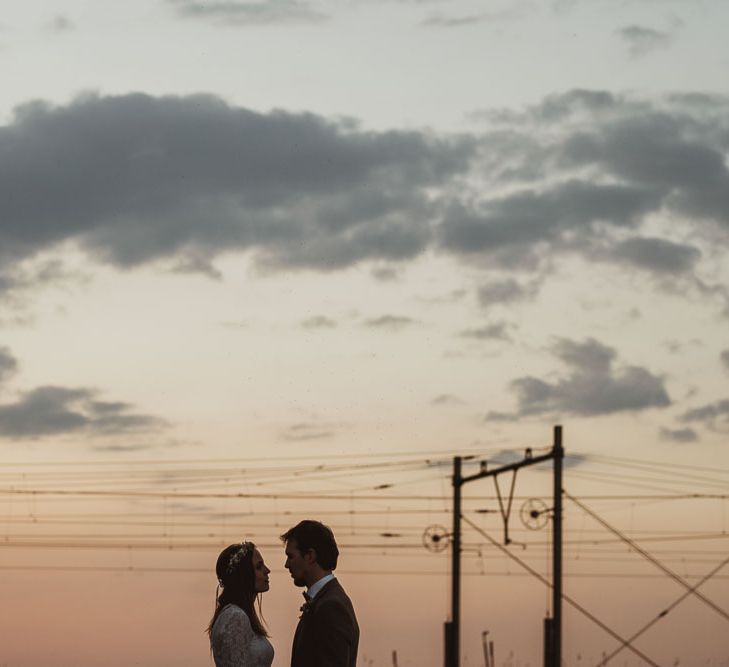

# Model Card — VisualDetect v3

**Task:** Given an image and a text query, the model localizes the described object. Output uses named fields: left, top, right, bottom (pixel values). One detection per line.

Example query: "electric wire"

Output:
left=566, top=492, right=729, bottom=624
left=461, top=514, right=661, bottom=667
left=594, top=552, right=729, bottom=667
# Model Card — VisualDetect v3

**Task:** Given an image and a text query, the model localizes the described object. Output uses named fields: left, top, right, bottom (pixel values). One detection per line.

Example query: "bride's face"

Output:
left=252, top=548, right=271, bottom=593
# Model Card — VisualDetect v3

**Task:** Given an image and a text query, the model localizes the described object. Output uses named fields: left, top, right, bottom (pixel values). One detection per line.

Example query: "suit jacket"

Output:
left=291, top=578, right=359, bottom=667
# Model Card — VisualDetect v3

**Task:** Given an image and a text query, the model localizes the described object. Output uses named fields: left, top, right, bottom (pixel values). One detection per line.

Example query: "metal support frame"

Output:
left=447, top=425, right=563, bottom=667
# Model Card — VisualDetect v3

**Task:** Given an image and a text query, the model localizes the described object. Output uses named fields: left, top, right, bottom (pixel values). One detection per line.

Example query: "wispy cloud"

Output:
left=281, top=422, right=336, bottom=441
left=47, top=15, right=74, bottom=33
left=659, top=426, right=698, bottom=443
left=459, top=322, right=511, bottom=341
left=617, top=25, right=673, bottom=57
left=421, top=5, right=527, bottom=28
left=477, top=279, right=539, bottom=309
left=301, top=315, right=337, bottom=329
left=678, top=398, right=729, bottom=431
left=364, top=315, right=418, bottom=330
left=431, top=393, right=464, bottom=406
left=721, top=349, right=729, bottom=372
left=168, top=0, right=329, bottom=25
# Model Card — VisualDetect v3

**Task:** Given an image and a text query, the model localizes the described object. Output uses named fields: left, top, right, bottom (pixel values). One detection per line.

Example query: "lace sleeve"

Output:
left=212, top=607, right=256, bottom=667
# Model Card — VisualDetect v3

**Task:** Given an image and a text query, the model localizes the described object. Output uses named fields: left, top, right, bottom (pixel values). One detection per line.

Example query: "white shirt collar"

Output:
left=307, top=573, right=335, bottom=600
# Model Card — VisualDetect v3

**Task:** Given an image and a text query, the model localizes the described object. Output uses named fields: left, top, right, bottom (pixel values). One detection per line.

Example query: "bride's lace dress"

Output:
left=211, top=605, right=274, bottom=667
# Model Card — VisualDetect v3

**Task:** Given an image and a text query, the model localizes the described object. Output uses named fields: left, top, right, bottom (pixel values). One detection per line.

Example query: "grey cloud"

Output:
left=557, top=109, right=729, bottom=228
left=721, top=350, right=729, bottom=371
left=281, top=422, right=335, bottom=441
left=660, top=427, right=698, bottom=443
left=371, top=266, right=400, bottom=282
left=421, top=13, right=487, bottom=27
left=603, top=237, right=701, bottom=274
left=477, top=278, right=539, bottom=308
left=459, top=322, right=511, bottom=341
left=483, top=410, right=518, bottom=422
left=480, top=89, right=619, bottom=126
left=679, top=399, right=729, bottom=430
left=0, top=93, right=471, bottom=277
left=439, top=180, right=661, bottom=262
left=0, top=347, right=19, bottom=383
left=421, top=6, right=524, bottom=27
left=0, top=259, right=88, bottom=298
left=459, top=90, right=729, bottom=300
left=301, top=315, right=337, bottom=329
left=4, top=89, right=729, bottom=304
left=418, top=288, right=467, bottom=304
left=92, top=443, right=155, bottom=452
left=48, top=15, right=74, bottom=32
left=431, top=394, right=464, bottom=405
left=168, top=0, right=328, bottom=25
left=617, top=25, right=673, bottom=57
left=364, top=315, right=417, bottom=330
left=0, top=386, right=166, bottom=439
left=486, top=338, right=670, bottom=419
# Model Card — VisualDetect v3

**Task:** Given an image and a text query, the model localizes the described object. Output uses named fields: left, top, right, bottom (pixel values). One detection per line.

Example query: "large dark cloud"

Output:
left=2, top=89, right=728, bottom=300
left=0, top=346, right=166, bottom=440
left=450, top=90, right=729, bottom=308
left=0, top=93, right=471, bottom=275
left=0, top=386, right=165, bottom=439
left=486, top=338, right=670, bottom=419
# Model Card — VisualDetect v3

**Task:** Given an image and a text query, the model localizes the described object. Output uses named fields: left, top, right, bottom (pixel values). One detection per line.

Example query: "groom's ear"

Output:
left=304, top=548, right=318, bottom=564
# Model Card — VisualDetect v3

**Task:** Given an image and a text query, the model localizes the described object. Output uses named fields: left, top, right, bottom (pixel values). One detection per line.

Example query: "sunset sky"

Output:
left=1, top=1, right=729, bottom=666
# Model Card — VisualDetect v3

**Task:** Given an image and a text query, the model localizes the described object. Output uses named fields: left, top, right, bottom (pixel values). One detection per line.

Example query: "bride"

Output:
left=208, top=541, right=274, bottom=667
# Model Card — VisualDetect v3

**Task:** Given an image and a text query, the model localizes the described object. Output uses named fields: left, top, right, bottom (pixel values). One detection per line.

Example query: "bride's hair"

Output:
left=207, top=542, right=269, bottom=638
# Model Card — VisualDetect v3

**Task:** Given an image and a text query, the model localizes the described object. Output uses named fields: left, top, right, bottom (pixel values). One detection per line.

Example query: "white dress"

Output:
left=211, top=604, right=274, bottom=667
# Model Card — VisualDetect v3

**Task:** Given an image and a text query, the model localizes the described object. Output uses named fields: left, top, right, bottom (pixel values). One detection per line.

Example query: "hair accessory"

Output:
left=224, top=540, right=254, bottom=578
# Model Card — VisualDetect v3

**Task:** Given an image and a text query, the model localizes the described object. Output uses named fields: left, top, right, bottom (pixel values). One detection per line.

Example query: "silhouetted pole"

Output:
left=450, top=456, right=462, bottom=667
left=447, top=428, right=564, bottom=667
left=552, top=425, right=563, bottom=667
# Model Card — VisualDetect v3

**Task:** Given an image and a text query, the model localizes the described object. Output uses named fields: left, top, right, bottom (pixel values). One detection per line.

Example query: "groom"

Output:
left=281, top=520, right=359, bottom=667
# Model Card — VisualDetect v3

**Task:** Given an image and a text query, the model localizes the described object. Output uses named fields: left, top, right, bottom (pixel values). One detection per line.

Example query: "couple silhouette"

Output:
left=208, top=519, right=359, bottom=667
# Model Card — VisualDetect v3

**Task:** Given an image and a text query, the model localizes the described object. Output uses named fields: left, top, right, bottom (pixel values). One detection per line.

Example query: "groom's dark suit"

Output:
left=291, top=578, right=359, bottom=667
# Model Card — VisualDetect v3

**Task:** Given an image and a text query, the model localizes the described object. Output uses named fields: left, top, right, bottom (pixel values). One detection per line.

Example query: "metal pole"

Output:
left=451, top=456, right=462, bottom=667
left=552, top=426, right=563, bottom=667
left=543, top=617, right=553, bottom=667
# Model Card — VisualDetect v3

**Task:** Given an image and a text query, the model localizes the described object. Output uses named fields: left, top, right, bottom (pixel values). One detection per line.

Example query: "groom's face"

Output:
left=284, top=539, right=311, bottom=587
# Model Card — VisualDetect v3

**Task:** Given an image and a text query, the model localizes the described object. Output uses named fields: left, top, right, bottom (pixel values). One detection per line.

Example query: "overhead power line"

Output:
left=595, top=552, right=729, bottom=666
left=461, top=515, right=660, bottom=667
left=566, top=492, right=729, bottom=624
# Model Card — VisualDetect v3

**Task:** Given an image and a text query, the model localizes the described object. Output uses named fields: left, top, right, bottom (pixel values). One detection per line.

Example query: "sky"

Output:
left=1, top=0, right=729, bottom=666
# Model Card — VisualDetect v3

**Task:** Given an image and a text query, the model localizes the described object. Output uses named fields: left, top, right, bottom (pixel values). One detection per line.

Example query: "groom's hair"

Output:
left=281, top=520, right=339, bottom=570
